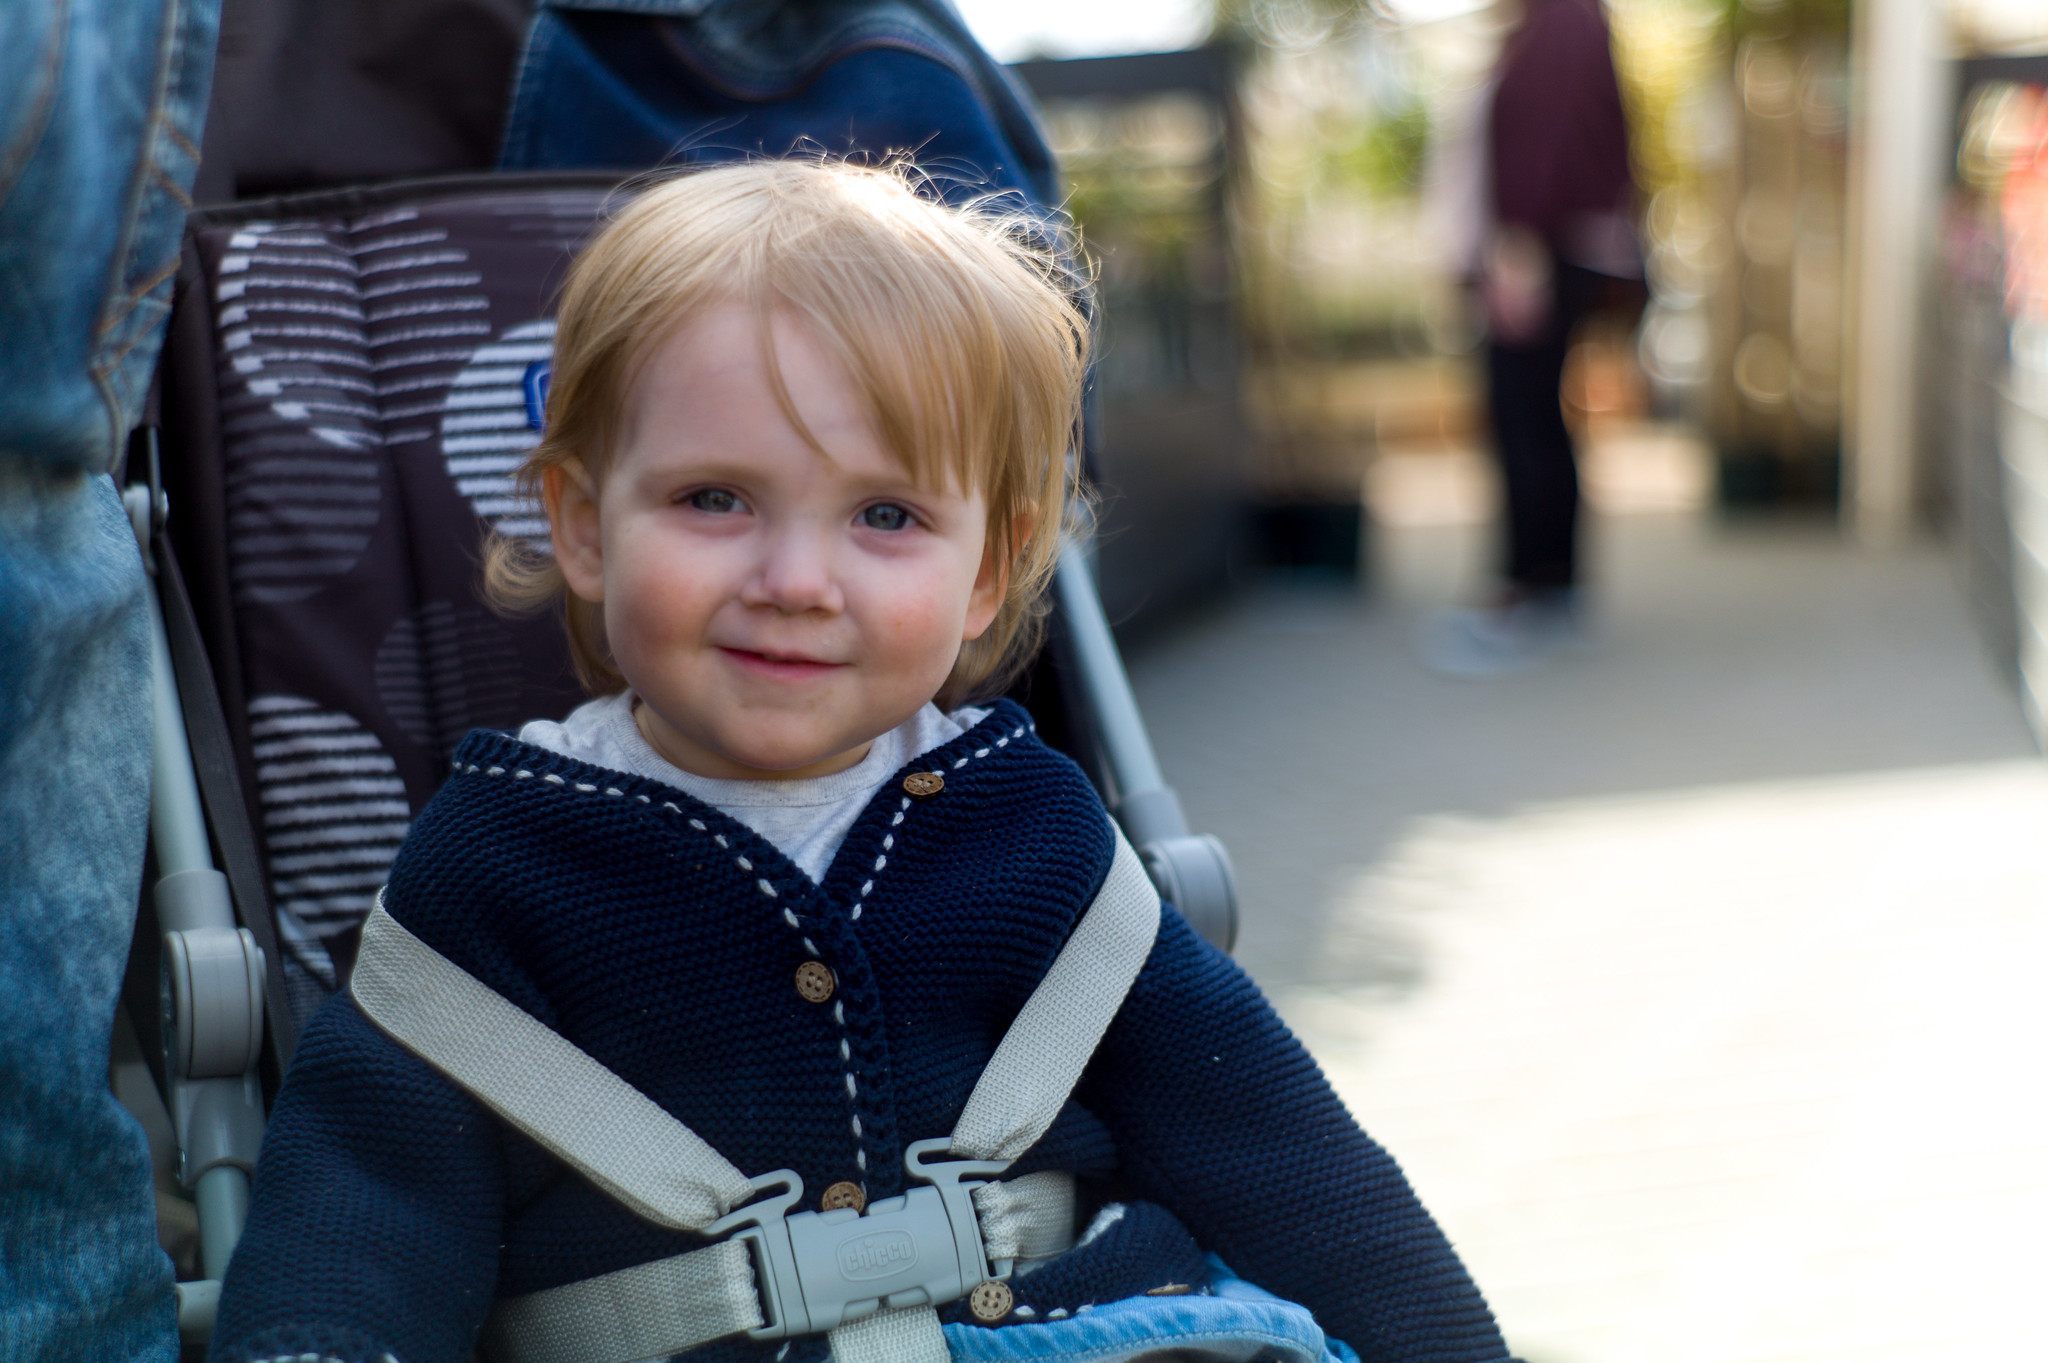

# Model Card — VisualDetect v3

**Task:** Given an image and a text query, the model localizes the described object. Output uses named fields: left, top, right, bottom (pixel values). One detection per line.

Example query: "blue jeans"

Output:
left=943, top=1260, right=1362, bottom=1363
left=0, top=0, right=221, bottom=1357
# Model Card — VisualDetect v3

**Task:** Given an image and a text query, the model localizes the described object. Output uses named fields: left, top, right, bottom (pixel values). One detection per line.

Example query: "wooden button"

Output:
left=902, top=770, right=945, bottom=799
left=794, top=960, right=834, bottom=1003
left=820, top=1181, right=866, bottom=1213
left=968, top=1280, right=1013, bottom=1322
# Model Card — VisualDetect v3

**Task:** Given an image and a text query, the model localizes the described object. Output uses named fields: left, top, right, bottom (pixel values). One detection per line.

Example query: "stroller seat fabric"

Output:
left=164, top=177, right=626, bottom=1022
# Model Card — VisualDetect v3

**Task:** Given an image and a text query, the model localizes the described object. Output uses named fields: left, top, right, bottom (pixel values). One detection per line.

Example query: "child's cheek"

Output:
left=611, top=552, right=713, bottom=657
left=881, top=591, right=967, bottom=682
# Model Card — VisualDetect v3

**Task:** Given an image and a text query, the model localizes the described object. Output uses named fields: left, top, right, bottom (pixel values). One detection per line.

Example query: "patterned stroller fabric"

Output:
left=164, top=176, right=624, bottom=1022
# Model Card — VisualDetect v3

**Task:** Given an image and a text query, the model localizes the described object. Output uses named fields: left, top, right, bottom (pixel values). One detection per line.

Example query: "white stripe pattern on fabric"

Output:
left=362, top=271, right=484, bottom=299
left=213, top=216, right=417, bottom=605
left=442, top=384, right=524, bottom=407
left=447, top=366, right=531, bottom=386
left=220, top=300, right=367, bottom=325
left=350, top=899, right=759, bottom=1231
left=377, top=322, right=492, bottom=345
left=361, top=250, right=470, bottom=274
left=246, top=697, right=410, bottom=973
left=351, top=206, right=422, bottom=232
left=261, top=799, right=410, bottom=828
left=257, top=755, right=396, bottom=780
left=368, top=296, right=490, bottom=324
left=371, top=347, right=479, bottom=372
left=436, top=318, right=554, bottom=542
left=354, top=228, right=449, bottom=254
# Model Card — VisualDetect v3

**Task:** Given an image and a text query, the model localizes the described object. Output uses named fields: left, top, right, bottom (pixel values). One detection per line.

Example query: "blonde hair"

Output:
left=483, top=159, right=1090, bottom=707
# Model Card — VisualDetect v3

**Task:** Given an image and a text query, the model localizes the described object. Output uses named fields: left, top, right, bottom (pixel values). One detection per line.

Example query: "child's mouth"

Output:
left=718, top=646, right=845, bottom=681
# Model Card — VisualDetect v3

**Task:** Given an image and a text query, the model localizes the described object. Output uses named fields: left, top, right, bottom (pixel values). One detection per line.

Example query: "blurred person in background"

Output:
left=1426, top=0, right=1641, bottom=676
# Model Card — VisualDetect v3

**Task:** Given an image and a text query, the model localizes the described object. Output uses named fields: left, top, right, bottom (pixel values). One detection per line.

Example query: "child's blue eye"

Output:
left=688, top=488, right=740, bottom=514
left=861, top=503, right=913, bottom=531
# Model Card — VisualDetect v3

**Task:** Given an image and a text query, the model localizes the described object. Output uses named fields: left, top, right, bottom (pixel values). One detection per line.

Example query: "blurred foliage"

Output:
left=1323, top=101, right=1431, bottom=196
left=1715, top=0, right=1851, bottom=42
left=1064, top=170, right=1203, bottom=260
left=1039, top=96, right=1230, bottom=392
left=1202, top=0, right=1464, bottom=360
left=1608, top=0, right=1730, bottom=202
left=1212, top=0, right=1387, bottom=50
left=1049, top=96, right=1222, bottom=263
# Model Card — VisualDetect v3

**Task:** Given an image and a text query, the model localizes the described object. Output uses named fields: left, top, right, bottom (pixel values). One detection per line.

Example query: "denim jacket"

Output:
left=499, top=0, right=1058, bottom=206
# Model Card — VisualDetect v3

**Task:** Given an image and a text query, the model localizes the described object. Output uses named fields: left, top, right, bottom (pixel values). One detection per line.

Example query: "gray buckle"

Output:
left=707, top=1138, right=1012, bottom=1341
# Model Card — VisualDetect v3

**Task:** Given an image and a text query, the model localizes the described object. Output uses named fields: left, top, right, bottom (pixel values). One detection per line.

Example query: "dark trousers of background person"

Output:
left=1485, top=261, right=1603, bottom=594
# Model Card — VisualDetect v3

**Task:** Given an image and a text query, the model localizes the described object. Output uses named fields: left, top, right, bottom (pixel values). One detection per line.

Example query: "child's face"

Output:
left=547, top=302, right=1007, bottom=781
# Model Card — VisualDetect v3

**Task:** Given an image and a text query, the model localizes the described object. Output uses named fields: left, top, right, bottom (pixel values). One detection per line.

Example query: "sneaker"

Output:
left=1420, top=591, right=1590, bottom=678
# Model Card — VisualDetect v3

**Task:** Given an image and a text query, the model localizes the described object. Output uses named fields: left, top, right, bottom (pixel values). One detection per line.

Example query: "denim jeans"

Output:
left=0, top=470, right=164, bottom=1360
left=0, top=0, right=221, bottom=1357
left=942, top=1259, right=1362, bottom=1363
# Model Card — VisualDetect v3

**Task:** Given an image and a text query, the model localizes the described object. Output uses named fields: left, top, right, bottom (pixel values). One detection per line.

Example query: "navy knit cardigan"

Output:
left=211, top=701, right=1507, bottom=1363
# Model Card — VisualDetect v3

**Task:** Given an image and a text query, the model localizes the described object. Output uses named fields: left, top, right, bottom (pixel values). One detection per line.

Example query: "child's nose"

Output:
left=743, top=523, right=843, bottom=615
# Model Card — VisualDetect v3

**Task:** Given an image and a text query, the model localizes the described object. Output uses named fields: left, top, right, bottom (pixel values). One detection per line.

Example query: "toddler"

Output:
left=211, top=160, right=1510, bottom=1363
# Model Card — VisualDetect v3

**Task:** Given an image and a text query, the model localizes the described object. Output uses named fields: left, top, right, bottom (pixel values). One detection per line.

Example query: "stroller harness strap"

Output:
left=349, top=820, right=1161, bottom=1363
left=471, top=1170, right=1076, bottom=1363
left=352, top=891, right=759, bottom=1231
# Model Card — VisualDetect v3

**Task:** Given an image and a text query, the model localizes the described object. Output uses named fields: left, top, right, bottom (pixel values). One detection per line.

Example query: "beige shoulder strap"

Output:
left=352, top=821, right=1158, bottom=1196
left=349, top=893, right=758, bottom=1231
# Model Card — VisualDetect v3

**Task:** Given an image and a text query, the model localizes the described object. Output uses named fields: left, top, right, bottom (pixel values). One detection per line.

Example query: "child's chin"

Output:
left=718, top=731, right=871, bottom=779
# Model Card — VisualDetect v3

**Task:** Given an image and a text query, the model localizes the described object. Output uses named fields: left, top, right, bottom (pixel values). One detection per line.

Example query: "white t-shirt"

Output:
left=519, top=692, right=988, bottom=883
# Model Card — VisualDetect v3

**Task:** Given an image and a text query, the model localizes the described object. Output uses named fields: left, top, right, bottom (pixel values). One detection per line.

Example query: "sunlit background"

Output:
left=958, top=0, right=1210, bottom=60
left=950, top=1, right=2048, bottom=1360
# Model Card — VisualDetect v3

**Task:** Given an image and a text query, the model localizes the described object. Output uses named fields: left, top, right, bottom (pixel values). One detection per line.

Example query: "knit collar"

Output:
left=443, top=699, right=1039, bottom=902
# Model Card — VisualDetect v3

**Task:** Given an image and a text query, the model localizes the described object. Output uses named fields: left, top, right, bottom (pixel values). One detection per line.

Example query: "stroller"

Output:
left=122, top=0, right=1241, bottom=1350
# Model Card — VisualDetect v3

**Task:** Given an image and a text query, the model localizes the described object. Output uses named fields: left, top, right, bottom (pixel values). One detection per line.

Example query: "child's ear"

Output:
left=544, top=461, right=606, bottom=603
left=962, top=515, right=1028, bottom=642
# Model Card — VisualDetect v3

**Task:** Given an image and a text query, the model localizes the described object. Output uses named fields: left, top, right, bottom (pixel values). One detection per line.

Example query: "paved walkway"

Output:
left=1125, top=489, right=2048, bottom=1362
